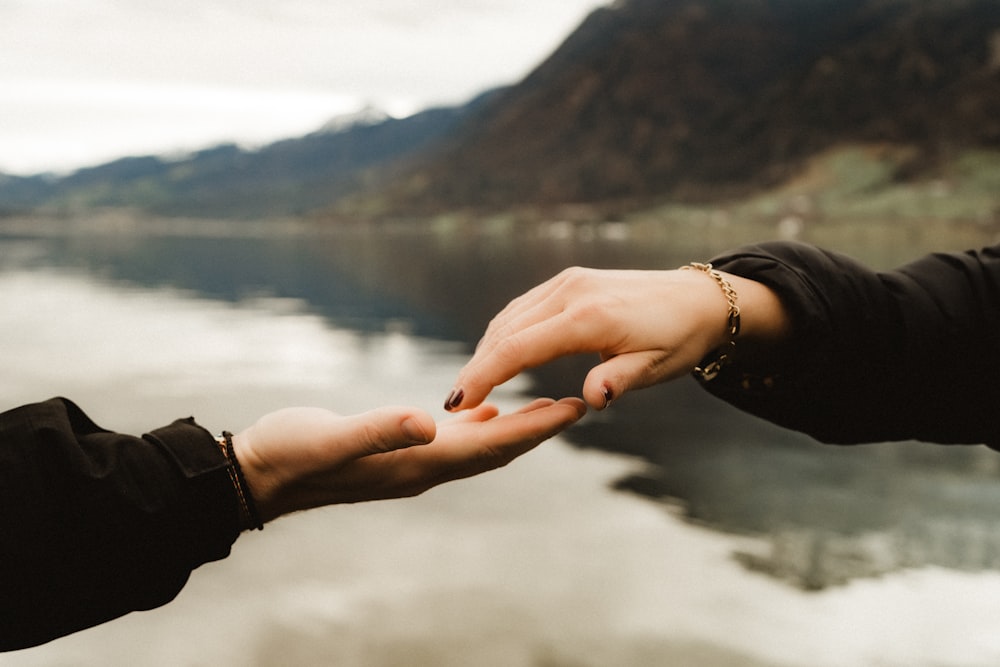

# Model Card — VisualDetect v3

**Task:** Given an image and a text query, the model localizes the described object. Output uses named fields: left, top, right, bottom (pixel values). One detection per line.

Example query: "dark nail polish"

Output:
left=601, top=386, right=614, bottom=409
left=444, top=388, right=465, bottom=411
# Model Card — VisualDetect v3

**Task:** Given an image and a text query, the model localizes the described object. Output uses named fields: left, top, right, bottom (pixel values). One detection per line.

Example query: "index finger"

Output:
left=446, top=311, right=605, bottom=411
left=476, top=270, right=571, bottom=348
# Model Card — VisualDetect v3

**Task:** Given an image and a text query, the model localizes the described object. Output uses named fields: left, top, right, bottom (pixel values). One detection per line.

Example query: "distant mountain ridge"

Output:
left=0, top=93, right=501, bottom=219
left=3, top=0, right=999, bottom=219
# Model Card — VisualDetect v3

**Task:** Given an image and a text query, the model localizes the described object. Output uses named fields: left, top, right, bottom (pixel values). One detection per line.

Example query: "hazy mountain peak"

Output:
left=318, top=105, right=392, bottom=134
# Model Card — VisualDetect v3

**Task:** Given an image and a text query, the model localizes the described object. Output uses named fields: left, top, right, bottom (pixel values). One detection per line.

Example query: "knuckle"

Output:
left=559, top=265, right=589, bottom=281
left=481, top=314, right=505, bottom=340
left=557, top=266, right=594, bottom=291
left=492, top=335, right=527, bottom=368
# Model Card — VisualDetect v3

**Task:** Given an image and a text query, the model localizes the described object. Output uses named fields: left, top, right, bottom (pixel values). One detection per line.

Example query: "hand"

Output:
left=445, top=266, right=789, bottom=412
left=232, top=397, right=587, bottom=523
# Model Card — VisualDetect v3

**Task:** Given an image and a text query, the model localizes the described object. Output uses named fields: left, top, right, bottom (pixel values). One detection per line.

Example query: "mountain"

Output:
left=380, top=0, right=1000, bottom=213
left=4, top=0, right=999, bottom=220
left=0, top=173, right=57, bottom=216
left=318, top=105, right=392, bottom=134
left=0, top=92, right=500, bottom=219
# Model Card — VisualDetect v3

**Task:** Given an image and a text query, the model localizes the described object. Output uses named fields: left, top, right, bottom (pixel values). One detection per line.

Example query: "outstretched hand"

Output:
left=444, top=266, right=789, bottom=412
left=232, top=397, right=587, bottom=523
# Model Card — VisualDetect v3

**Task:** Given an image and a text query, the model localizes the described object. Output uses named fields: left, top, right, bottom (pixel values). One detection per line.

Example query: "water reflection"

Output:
left=272, top=217, right=1000, bottom=592
left=4, top=217, right=1000, bottom=592
left=0, top=220, right=1000, bottom=589
left=5, top=216, right=1000, bottom=666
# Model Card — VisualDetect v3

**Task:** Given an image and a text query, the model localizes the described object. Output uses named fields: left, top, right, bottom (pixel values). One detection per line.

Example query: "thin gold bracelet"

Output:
left=681, top=262, right=741, bottom=381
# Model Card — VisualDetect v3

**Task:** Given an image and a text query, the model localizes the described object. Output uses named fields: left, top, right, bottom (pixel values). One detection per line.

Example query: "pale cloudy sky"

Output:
left=0, top=0, right=607, bottom=175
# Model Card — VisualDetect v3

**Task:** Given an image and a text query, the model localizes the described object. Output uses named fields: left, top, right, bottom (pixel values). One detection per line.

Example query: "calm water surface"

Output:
left=3, top=215, right=1000, bottom=667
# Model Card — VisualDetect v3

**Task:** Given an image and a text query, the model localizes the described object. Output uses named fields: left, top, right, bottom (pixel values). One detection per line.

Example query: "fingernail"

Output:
left=444, top=387, right=465, bottom=411
left=601, top=386, right=614, bottom=409
left=401, top=417, right=432, bottom=444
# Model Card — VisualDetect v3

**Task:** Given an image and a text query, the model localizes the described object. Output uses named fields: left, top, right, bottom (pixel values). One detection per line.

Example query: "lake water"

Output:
left=3, top=214, right=1000, bottom=666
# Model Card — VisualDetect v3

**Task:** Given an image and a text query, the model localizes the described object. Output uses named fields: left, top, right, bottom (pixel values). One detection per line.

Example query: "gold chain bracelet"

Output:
left=680, top=262, right=741, bottom=381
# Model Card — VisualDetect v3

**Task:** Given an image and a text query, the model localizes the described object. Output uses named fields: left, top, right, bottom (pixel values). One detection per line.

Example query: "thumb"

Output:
left=582, top=350, right=684, bottom=409
left=346, top=406, right=437, bottom=456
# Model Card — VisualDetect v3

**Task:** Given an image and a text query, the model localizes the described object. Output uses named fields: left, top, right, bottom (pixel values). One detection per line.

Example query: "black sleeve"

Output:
left=701, top=242, right=1000, bottom=448
left=0, top=397, right=242, bottom=651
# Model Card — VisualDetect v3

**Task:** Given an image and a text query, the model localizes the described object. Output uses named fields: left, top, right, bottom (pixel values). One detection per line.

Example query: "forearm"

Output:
left=0, top=398, right=241, bottom=651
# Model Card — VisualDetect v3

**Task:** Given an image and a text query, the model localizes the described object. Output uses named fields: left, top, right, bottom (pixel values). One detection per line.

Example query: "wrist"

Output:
left=679, top=264, right=791, bottom=382
left=720, top=273, right=791, bottom=343
left=215, top=431, right=265, bottom=531
left=680, top=263, right=740, bottom=380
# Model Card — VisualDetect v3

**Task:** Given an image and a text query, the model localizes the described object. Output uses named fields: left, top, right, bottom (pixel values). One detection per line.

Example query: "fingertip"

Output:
left=581, top=383, right=613, bottom=411
left=518, top=397, right=557, bottom=413
left=443, top=387, right=465, bottom=411
left=392, top=408, right=435, bottom=446
left=443, top=383, right=496, bottom=413
left=560, top=396, right=589, bottom=419
left=583, top=368, right=618, bottom=410
left=402, top=416, right=433, bottom=445
left=600, top=386, right=614, bottom=410
left=469, top=403, right=501, bottom=420
left=446, top=359, right=514, bottom=413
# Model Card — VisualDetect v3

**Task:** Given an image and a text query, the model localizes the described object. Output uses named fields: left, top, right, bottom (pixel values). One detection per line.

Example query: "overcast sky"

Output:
left=0, top=0, right=607, bottom=175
